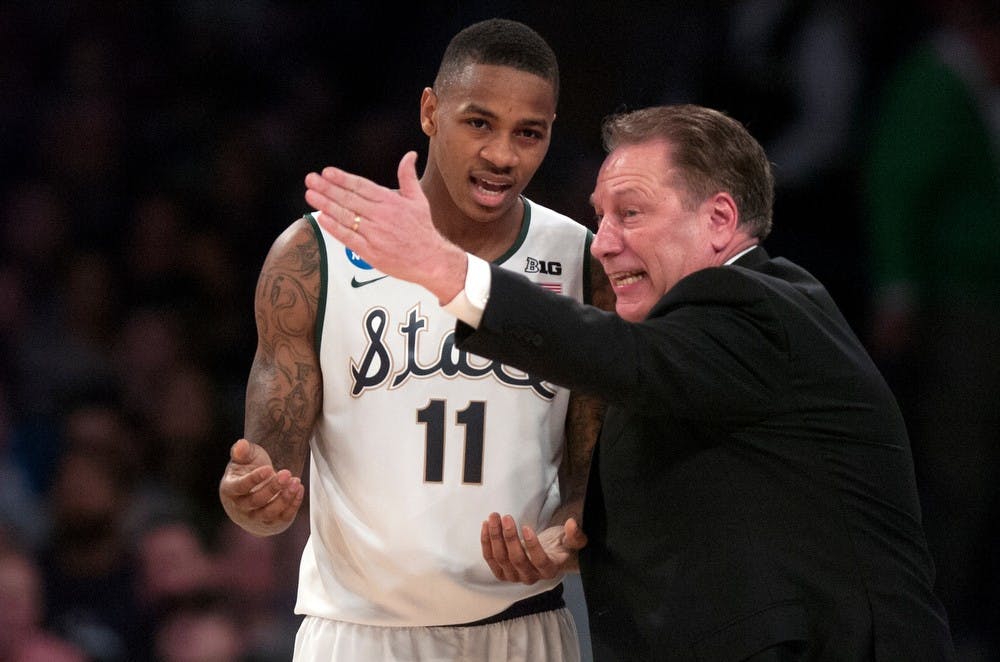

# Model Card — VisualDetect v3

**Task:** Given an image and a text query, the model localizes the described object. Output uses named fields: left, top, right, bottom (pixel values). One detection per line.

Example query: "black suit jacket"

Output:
left=457, top=247, right=955, bottom=661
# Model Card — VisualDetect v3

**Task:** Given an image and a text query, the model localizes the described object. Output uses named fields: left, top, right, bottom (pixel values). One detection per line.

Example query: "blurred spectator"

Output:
left=0, top=377, right=49, bottom=552
left=1, top=180, right=119, bottom=495
left=39, top=446, right=147, bottom=660
left=213, top=520, right=304, bottom=661
left=33, top=19, right=131, bottom=243
left=151, top=363, right=232, bottom=526
left=120, top=192, right=199, bottom=311
left=0, top=179, right=71, bottom=302
left=713, top=0, right=865, bottom=189
left=134, top=516, right=217, bottom=621
left=113, top=304, right=188, bottom=421
left=0, top=181, right=103, bottom=417
left=152, top=592, right=246, bottom=662
left=131, top=511, right=299, bottom=661
left=181, top=227, right=252, bottom=387
left=705, top=0, right=871, bottom=327
left=61, top=388, right=137, bottom=462
left=0, top=548, right=88, bottom=662
left=862, top=0, right=1000, bottom=657
left=62, top=250, right=121, bottom=359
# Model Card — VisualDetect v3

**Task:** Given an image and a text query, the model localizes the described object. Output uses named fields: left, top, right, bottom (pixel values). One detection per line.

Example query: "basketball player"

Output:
left=218, top=18, right=611, bottom=661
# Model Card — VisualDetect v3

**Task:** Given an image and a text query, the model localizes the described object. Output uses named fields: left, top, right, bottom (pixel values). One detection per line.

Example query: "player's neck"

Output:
left=422, top=183, right=525, bottom=263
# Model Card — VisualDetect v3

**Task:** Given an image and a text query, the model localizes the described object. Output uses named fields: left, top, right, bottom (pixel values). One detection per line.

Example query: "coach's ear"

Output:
left=707, top=191, right=739, bottom=252
left=420, top=87, right=438, bottom=137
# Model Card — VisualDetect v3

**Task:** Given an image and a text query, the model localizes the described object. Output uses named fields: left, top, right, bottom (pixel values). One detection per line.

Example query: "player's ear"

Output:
left=420, top=87, right=438, bottom=137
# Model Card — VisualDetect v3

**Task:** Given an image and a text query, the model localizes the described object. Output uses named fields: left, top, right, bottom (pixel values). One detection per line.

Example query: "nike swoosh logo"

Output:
left=351, top=275, right=389, bottom=288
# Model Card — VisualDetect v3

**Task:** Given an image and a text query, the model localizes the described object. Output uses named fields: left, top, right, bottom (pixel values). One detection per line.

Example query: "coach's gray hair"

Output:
left=602, top=105, right=774, bottom=240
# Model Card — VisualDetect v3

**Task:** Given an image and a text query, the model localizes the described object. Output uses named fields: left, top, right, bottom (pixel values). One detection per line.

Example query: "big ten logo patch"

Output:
left=524, top=257, right=562, bottom=275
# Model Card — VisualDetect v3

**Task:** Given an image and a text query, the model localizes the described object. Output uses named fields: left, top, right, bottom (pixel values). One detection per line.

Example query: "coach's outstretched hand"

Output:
left=481, top=512, right=588, bottom=585
left=304, top=151, right=468, bottom=305
left=219, top=438, right=304, bottom=537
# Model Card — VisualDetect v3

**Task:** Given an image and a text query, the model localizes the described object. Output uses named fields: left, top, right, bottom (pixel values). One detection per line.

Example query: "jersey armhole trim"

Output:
left=304, top=213, right=328, bottom=355
left=493, top=196, right=533, bottom=265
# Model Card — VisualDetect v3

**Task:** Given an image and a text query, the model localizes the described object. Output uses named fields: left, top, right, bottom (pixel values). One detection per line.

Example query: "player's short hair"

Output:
left=434, top=18, right=559, bottom=104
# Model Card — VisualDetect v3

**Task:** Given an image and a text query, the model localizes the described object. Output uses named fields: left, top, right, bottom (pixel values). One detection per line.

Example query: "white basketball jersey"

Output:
left=295, top=199, right=593, bottom=626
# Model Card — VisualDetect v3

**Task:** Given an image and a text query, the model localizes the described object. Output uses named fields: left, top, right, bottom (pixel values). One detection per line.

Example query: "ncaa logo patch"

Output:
left=346, top=247, right=373, bottom=270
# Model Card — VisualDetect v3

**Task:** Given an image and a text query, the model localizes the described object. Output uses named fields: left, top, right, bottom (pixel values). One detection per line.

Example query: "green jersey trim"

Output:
left=493, top=196, right=532, bottom=265
left=305, top=212, right=329, bottom=356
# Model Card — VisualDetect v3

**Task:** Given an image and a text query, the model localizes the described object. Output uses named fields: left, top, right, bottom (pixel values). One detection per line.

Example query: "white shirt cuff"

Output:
left=442, top=253, right=491, bottom=328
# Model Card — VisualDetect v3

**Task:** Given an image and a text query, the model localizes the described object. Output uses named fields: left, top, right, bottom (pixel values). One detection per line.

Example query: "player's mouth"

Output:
left=471, top=175, right=514, bottom=206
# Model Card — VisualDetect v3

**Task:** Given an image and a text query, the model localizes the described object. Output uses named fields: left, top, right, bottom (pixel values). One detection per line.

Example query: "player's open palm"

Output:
left=481, top=512, right=588, bottom=585
left=219, top=438, right=304, bottom=536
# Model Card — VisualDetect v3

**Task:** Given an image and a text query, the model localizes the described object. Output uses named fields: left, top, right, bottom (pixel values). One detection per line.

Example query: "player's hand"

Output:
left=219, top=438, right=304, bottom=536
left=481, top=512, right=588, bottom=585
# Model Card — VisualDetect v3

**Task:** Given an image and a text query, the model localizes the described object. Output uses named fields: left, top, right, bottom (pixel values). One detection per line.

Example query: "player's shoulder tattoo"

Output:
left=255, top=220, right=322, bottom=341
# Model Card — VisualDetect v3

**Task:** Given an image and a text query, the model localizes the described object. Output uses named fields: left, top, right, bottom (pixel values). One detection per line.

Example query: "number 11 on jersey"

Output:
left=416, top=399, right=485, bottom=484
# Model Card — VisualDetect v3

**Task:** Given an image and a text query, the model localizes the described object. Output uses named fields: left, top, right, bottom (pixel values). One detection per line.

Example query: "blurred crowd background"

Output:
left=1, top=1, right=997, bottom=660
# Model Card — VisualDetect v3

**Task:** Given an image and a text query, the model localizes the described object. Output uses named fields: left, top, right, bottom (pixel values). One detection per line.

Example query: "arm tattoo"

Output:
left=553, top=255, right=614, bottom=523
left=245, top=222, right=323, bottom=473
left=560, top=392, right=606, bottom=508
